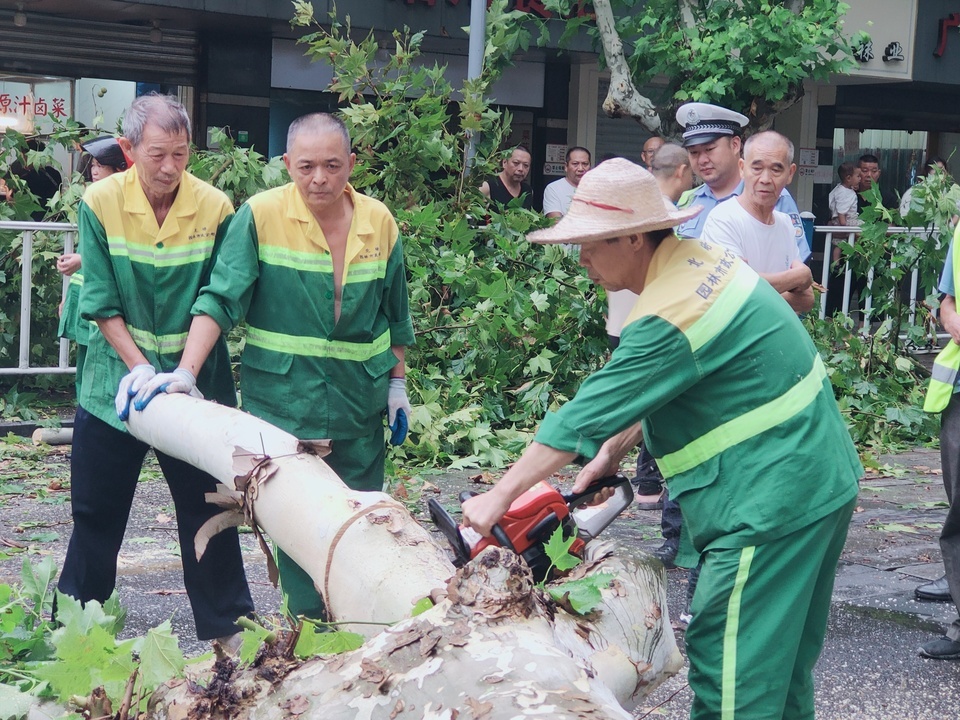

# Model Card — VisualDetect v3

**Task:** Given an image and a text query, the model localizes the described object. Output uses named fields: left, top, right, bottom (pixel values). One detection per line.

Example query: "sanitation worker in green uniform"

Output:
left=135, top=112, right=415, bottom=620
left=462, top=158, right=862, bottom=720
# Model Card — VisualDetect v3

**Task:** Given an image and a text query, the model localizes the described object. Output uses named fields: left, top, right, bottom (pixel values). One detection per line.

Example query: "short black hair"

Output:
left=838, top=161, right=858, bottom=182
left=565, top=146, right=591, bottom=163
left=858, top=154, right=880, bottom=165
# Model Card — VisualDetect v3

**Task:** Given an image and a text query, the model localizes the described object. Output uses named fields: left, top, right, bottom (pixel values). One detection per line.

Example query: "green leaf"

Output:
left=547, top=573, right=615, bottom=615
left=36, top=622, right=136, bottom=701
left=411, top=597, right=434, bottom=617
left=136, top=620, right=186, bottom=690
left=239, top=622, right=275, bottom=666
left=868, top=522, right=919, bottom=534
left=543, top=526, right=580, bottom=573
left=294, top=628, right=364, bottom=658
left=0, top=683, right=34, bottom=720
left=19, top=556, right=56, bottom=611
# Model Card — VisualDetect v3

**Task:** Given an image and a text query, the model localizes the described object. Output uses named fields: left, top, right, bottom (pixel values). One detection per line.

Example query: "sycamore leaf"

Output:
left=19, top=555, right=56, bottom=611
left=547, top=573, right=615, bottom=615
left=136, top=620, right=186, bottom=689
left=36, top=622, right=136, bottom=702
left=52, top=591, right=124, bottom=637
left=0, top=683, right=34, bottom=720
left=869, top=522, right=919, bottom=534
left=294, top=628, right=364, bottom=658
left=543, top=526, right=580, bottom=573
left=239, top=622, right=275, bottom=666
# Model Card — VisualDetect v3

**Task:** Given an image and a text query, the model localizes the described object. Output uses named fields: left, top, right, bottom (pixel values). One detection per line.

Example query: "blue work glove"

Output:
left=133, top=368, right=202, bottom=411
left=115, top=364, right=156, bottom=421
left=387, top=377, right=411, bottom=445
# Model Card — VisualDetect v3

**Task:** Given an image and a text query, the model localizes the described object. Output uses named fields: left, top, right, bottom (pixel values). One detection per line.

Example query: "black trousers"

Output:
left=57, top=406, right=255, bottom=640
left=940, top=395, right=960, bottom=641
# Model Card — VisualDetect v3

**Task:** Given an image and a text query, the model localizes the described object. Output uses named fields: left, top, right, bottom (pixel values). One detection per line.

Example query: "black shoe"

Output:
left=919, top=636, right=960, bottom=660
left=652, top=541, right=678, bottom=569
left=915, top=576, right=952, bottom=602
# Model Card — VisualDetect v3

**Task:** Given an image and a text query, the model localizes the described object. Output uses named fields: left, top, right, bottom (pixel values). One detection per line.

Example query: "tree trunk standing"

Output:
left=123, top=396, right=681, bottom=717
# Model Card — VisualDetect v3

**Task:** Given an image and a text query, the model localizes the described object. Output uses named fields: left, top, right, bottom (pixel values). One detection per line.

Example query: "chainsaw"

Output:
left=427, top=474, right=633, bottom=583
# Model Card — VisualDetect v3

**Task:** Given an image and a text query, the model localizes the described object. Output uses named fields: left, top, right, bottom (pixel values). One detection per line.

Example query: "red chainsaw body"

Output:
left=471, top=480, right=585, bottom=558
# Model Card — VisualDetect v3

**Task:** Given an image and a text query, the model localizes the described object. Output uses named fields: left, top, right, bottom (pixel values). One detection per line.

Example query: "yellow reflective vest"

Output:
left=924, top=224, right=960, bottom=412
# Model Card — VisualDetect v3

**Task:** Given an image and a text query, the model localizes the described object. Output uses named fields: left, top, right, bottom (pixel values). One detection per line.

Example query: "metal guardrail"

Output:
left=812, top=224, right=946, bottom=350
left=0, top=220, right=78, bottom=376
left=0, top=221, right=948, bottom=379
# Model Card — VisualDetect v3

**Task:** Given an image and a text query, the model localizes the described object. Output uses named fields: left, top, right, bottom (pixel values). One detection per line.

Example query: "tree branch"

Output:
left=593, top=0, right=661, bottom=132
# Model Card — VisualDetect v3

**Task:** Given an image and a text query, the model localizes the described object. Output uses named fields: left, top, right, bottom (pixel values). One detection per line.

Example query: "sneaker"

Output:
left=919, top=636, right=960, bottom=660
left=677, top=611, right=692, bottom=628
left=635, top=489, right=664, bottom=511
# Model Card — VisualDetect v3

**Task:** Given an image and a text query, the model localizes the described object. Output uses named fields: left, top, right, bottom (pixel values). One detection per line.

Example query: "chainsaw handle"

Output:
left=459, top=490, right=517, bottom=553
left=561, top=473, right=629, bottom=505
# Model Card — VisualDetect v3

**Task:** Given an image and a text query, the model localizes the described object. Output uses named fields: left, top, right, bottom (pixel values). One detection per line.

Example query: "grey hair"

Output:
left=743, top=130, right=795, bottom=163
left=649, top=143, right=690, bottom=178
left=122, top=93, right=191, bottom=147
left=286, top=113, right=351, bottom=154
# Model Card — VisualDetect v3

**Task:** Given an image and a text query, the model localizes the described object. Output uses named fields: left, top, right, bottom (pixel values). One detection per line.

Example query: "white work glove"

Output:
left=387, top=377, right=412, bottom=445
left=116, top=364, right=156, bottom=421
left=133, top=368, right=202, bottom=412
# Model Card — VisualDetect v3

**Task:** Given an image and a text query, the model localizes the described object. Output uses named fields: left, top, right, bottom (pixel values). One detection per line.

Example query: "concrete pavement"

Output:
left=1, top=437, right=958, bottom=718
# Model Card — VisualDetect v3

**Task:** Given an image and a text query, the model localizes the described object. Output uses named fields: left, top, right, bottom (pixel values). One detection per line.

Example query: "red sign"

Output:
left=0, top=94, right=67, bottom=118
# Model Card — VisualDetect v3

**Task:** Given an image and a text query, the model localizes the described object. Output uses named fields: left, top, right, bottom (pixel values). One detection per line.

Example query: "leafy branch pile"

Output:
left=807, top=172, right=960, bottom=457
left=292, top=3, right=610, bottom=468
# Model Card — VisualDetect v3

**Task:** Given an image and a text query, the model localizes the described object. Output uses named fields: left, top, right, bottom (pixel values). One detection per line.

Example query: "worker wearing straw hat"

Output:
left=462, top=157, right=861, bottom=720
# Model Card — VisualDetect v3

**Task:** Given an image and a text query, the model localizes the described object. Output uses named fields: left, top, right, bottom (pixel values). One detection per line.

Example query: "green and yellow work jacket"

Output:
left=535, top=235, right=862, bottom=564
left=77, top=166, right=238, bottom=432
left=924, top=225, right=960, bottom=413
left=193, top=183, right=415, bottom=441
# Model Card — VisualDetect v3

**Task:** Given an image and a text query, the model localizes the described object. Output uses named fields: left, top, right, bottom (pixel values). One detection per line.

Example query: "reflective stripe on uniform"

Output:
left=107, top=238, right=215, bottom=267
left=259, top=245, right=388, bottom=285
left=658, top=355, right=828, bottom=478
left=126, top=325, right=188, bottom=355
left=721, top=546, right=755, bottom=720
left=69, top=273, right=83, bottom=287
left=924, top=343, right=960, bottom=412
left=246, top=326, right=391, bottom=361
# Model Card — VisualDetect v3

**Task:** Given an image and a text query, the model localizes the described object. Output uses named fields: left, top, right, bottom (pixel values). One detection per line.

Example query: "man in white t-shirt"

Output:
left=543, top=146, right=591, bottom=218
left=701, top=131, right=813, bottom=314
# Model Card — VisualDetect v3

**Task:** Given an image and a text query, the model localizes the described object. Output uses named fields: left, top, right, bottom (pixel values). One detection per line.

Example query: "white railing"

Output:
left=812, top=224, right=946, bottom=349
left=0, top=221, right=948, bottom=379
left=0, top=220, right=78, bottom=376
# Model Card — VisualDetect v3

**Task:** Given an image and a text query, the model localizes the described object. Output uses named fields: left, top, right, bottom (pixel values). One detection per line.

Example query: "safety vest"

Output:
left=924, top=224, right=960, bottom=412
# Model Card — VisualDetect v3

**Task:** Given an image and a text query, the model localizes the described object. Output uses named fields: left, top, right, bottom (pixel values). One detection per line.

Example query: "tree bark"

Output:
left=148, top=544, right=681, bottom=719
left=119, top=395, right=681, bottom=717
left=125, top=395, right=454, bottom=635
left=592, top=0, right=661, bottom=133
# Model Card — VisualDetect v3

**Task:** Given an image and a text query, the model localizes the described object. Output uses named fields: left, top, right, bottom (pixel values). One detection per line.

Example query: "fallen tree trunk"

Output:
left=150, top=544, right=681, bottom=719
left=121, top=395, right=681, bottom=717
left=126, top=395, right=454, bottom=634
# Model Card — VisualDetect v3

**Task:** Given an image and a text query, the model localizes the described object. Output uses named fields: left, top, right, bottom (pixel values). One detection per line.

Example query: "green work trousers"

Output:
left=685, top=498, right=856, bottom=720
left=276, top=433, right=386, bottom=620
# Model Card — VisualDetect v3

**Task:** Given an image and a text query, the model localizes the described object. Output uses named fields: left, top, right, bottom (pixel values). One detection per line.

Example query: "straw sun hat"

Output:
left=527, top=157, right=702, bottom=245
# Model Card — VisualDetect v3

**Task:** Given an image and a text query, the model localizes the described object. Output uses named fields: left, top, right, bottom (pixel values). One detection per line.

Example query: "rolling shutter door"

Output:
left=0, top=11, right=197, bottom=86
